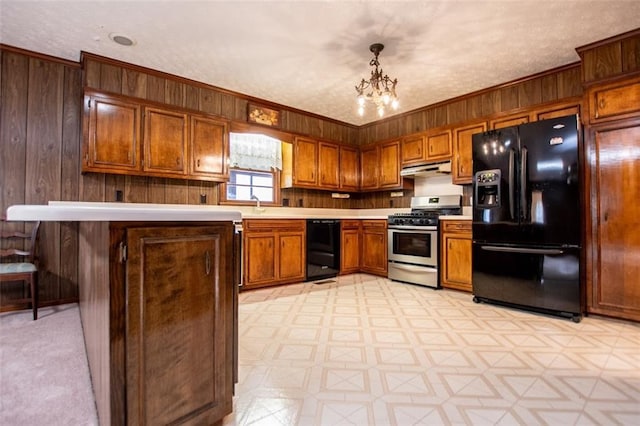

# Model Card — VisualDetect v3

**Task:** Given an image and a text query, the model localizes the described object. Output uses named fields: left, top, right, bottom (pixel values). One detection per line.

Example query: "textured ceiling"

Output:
left=1, top=1, right=639, bottom=126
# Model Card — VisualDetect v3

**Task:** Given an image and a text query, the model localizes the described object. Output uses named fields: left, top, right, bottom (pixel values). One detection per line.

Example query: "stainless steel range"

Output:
left=387, top=195, right=462, bottom=288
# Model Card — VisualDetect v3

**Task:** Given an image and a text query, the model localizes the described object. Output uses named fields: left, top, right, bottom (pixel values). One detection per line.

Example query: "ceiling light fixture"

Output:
left=355, top=43, right=399, bottom=118
left=109, top=33, right=135, bottom=47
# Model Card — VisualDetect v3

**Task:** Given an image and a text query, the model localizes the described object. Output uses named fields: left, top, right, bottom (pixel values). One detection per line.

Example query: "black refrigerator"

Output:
left=471, top=114, right=582, bottom=322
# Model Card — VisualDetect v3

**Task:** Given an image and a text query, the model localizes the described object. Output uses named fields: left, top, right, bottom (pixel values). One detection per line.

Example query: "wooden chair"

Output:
left=0, top=220, right=41, bottom=320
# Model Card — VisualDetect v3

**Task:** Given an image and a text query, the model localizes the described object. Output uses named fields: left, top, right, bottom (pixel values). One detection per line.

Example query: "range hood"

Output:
left=400, top=160, right=452, bottom=178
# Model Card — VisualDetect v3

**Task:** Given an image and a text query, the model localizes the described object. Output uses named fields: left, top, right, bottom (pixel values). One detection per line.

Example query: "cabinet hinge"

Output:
left=119, top=241, right=128, bottom=263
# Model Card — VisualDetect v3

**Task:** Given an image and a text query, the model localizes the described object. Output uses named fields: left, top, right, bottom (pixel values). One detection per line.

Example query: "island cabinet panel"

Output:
left=83, top=92, right=141, bottom=172
left=242, top=219, right=306, bottom=289
left=78, top=222, right=234, bottom=426
left=143, top=107, right=188, bottom=176
left=440, top=220, right=472, bottom=292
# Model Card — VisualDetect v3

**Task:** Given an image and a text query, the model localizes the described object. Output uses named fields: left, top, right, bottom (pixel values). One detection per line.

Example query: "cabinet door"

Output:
left=318, top=142, right=340, bottom=189
left=339, top=145, right=360, bottom=191
left=588, top=78, right=640, bottom=122
left=84, top=93, right=141, bottom=172
left=125, top=225, right=233, bottom=425
left=244, top=233, right=277, bottom=287
left=361, top=221, right=387, bottom=276
left=401, top=135, right=425, bottom=166
left=490, top=113, right=530, bottom=129
left=143, top=107, right=188, bottom=176
left=425, top=130, right=452, bottom=161
left=340, top=228, right=361, bottom=274
left=379, top=140, right=401, bottom=188
left=190, top=115, right=228, bottom=180
left=588, top=122, right=640, bottom=321
left=533, top=103, right=580, bottom=122
left=452, top=122, right=487, bottom=184
left=278, top=232, right=305, bottom=281
left=293, top=137, right=318, bottom=187
left=442, top=234, right=472, bottom=292
left=360, top=145, right=380, bottom=190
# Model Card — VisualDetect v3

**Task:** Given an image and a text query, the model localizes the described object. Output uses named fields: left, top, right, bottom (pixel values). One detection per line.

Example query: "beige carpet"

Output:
left=0, top=303, right=98, bottom=425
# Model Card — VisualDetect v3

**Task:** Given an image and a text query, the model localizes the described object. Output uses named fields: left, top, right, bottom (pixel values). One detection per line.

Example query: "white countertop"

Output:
left=6, top=202, right=242, bottom=222
left=5, top=201, right=471, bottom=222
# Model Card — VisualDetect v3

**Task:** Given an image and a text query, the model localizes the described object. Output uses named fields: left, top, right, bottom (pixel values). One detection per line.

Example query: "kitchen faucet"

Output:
left=250, top=195, right=260, bottom=209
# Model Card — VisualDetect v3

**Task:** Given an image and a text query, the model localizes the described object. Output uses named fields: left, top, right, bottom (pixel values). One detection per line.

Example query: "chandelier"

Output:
left=355, top=43, right=399, bottom=118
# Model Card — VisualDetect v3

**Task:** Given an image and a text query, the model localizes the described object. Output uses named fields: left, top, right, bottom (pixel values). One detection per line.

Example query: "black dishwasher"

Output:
left=306, top=219, right=341, bottom=281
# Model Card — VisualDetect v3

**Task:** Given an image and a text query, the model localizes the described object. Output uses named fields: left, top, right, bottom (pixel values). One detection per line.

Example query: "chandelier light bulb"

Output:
left=354, top=43, right=398, bottom=119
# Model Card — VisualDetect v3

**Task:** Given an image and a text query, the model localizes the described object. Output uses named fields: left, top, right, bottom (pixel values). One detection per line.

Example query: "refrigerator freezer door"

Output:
left=472, top=243, right=582, bottom=317
left=472, top=127, right=520, bottom=243
left=517, top=115, right=581, bottom=246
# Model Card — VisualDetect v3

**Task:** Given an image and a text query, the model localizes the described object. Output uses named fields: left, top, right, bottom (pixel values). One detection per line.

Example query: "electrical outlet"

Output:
left=390, top=191, right=404, bottom=197
left=115, top=190, right=123, bottom=202
left=200, top=194, right=207, bottom=204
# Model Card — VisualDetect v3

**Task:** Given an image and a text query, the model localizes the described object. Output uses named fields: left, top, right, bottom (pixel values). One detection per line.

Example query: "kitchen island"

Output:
left=6, top=203, right=241, bottom=426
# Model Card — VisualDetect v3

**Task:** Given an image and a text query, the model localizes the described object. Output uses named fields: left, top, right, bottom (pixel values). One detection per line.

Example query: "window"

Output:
left=220, top=132, right=282, bottom=205
left=226, top=169, right=275, bottom=202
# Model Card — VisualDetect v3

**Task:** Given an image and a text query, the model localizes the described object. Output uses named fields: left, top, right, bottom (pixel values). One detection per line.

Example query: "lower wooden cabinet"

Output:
left=78, top=221, right=235, bottom=426
left=440, top=220, right=472, bottom=292
left=361, top=220, right=388, bottom=276
left=340, top=220, right=361, bottom=274
left=243, top=219, right=306, bottom=289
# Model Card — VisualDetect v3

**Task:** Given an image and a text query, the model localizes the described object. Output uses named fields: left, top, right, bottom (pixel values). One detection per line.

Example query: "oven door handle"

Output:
left=387, top=225, right=437, bottom=231
left=389, top=263, right=436, bottom=273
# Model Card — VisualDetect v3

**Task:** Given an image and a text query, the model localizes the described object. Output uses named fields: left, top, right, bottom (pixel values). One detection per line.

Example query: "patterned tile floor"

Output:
left=223, top=274, right=640, bottom=426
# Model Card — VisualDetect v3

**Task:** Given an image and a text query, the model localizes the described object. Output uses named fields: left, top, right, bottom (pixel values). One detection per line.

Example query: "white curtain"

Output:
left=229, top=133, right=282, bottom=171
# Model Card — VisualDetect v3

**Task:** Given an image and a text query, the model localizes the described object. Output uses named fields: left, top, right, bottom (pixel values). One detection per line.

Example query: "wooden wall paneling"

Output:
left=234, top=98, right=248, bottom=122
left=81, top=173, right=106, bottom=201
left=164, top=80, right=184, bottom=108
left=122, top=68, right=147, bottom=98
left=146, top=74, right=166, bottom=103
left=100, top=63, right=122, bottom=94
left=621, top=35, right=640, bottom=74
left=84, top=58, right=101, bottom=88
left=447, top=99, right=466, bottom=125
left=480, top=90, right=501, bottom=117
left=125, top=175, right=149, bottom=203
left=27, top=57, right=64, bottom=303
left=386, top=118, right=401, bottom=141
left=500, top=85, right=520, bottom=111
left=582, top=43, right=623, bottom=83
left=147, top=177, right=167, bottom=204
left=199, top=87, right=221, bottom=115
left=517, top=78, right=542, bottom=108
left=164, top=179, right=189, bottom=204
left=429, top=105, right=448, bottom=129
left=404, top=111, right=426, bottom=135
left=183, top=85, right=199, bottom=111
left=0, top=51, right=29, bottom=307
left=540, top=74, right=559, bottom=103
left=220, top=93, right=235, bottom=120
left=59, top=66, right=82, bottom=301
left=465, top=96, right=483, bottom=121
left=557, top=66, right=582, bottom=98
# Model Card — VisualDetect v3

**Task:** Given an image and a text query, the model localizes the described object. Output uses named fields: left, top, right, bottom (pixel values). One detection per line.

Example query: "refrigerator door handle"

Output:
left=480, top=245, right=564, bottom=255
left=509, top=149, right=515, bottom=220
left=520, top=147, right=528, bottom=221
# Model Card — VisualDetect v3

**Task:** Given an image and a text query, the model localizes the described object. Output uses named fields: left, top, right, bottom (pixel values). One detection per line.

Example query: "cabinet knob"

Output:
left=197, top=158, right=201, bottom=168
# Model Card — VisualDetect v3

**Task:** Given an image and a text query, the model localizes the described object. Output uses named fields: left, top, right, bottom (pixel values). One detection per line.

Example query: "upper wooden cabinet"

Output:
left=189, top=115, right=229, bottom=180
left=83, top=92, right=141, bottom=172
left=401, top=129, right=452, bottom=167
left=489, top=112, right=530, bottom=129
left=339, top=145, right=359, bottom=191
left=359, top=144, right=380, bottom=190
left=452, top=121, right=487, bottom=184
left=82, top=90, right=230, bottom=182
left=586, top=76, right=640, bottom=123
left=293, top=137, right=318, bottom=187
left=379, top=140, right=402, bottom=188
left=143, top=107, right=188, bottom=177
left=318, top=142, right=339, bottom=189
